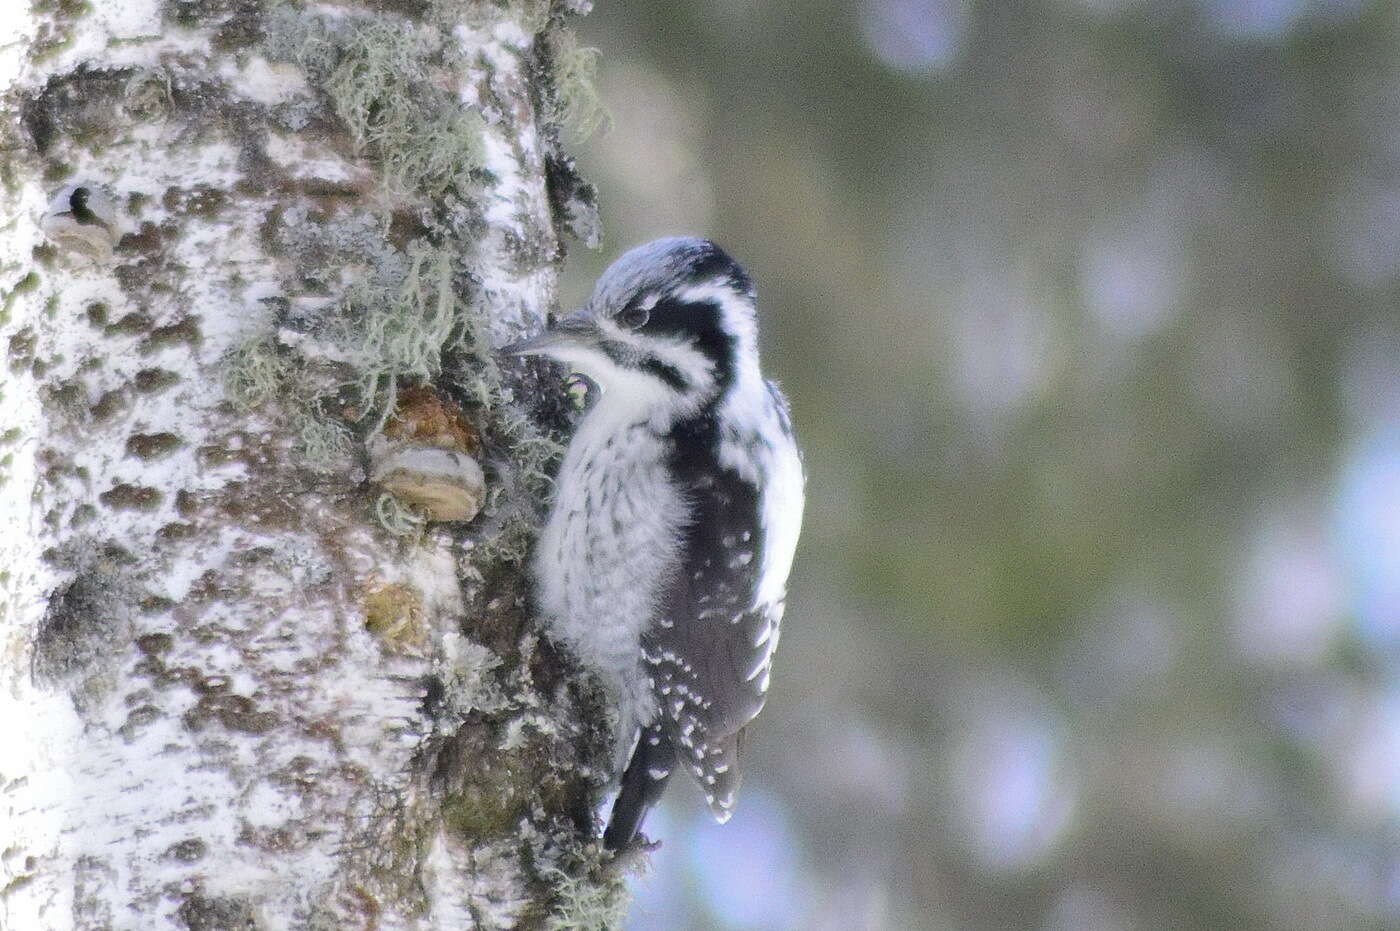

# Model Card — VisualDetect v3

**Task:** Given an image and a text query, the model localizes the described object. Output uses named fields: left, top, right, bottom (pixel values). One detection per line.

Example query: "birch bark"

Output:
left=0, top=1, right=619, bottom=928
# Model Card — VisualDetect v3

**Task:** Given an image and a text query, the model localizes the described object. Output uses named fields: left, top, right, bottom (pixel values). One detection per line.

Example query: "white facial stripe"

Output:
left=540, top=342, right=614, bottom=378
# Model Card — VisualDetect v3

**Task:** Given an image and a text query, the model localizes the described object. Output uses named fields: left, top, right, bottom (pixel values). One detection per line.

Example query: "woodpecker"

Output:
left=502, top=237, right=805, bottom=850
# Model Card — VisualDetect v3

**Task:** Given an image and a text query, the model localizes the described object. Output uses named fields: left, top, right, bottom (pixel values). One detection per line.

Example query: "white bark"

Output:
left=1, top=1, right=619, bottom=928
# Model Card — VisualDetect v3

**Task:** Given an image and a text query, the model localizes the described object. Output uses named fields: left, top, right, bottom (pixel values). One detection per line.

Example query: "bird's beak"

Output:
left=498, top=309, right=599, bottom=358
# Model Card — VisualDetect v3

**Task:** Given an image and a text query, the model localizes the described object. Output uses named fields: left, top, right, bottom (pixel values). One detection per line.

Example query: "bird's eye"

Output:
left=617, top=305, right=650, bottom=329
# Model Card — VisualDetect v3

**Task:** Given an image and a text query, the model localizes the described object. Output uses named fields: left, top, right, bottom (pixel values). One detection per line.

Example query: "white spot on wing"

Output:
left=753, top=618, right=773, bottom=647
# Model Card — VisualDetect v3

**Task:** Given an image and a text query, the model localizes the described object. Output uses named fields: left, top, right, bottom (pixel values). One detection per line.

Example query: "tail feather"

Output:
left=603, top=723, right=676, bottom=851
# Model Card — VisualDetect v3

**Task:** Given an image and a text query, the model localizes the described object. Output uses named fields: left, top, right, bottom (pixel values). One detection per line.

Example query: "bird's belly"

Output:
left=534, top=448, right=684, bottom=700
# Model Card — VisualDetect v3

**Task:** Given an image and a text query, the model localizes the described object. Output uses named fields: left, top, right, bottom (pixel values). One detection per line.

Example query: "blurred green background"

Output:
left=558, top=2, right=1400, bottom=928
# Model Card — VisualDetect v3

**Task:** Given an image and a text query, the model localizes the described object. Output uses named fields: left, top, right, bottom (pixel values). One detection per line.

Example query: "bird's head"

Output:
left=502, top=237, right=760, bottom=416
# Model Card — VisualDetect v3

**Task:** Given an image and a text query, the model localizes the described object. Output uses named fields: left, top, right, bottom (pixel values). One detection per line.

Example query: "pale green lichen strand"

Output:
left=540, top=863, right=632, bottom=931
left=265, top=5, right=486, bottom=197
left=223, top=333, right=290, bottom=412
left=332, top=244, right=462, bottom=431
left=550, top=27, right=608, bottom=143
left=223, top=334, right=354, bottom=469
left=325, top=20, right=485, bottom=196
left=375, top=490, right=429, bottom=538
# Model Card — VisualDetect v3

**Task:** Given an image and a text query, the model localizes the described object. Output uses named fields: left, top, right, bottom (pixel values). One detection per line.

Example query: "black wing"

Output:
left=642, top=453, right=779, bottom=820
left=605, top=458, right=775, bottom=847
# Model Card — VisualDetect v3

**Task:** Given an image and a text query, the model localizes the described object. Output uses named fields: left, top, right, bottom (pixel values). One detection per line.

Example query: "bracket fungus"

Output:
left=41, top=183, right=121, bottom=261
left=369, top=386, right=485, bottom=523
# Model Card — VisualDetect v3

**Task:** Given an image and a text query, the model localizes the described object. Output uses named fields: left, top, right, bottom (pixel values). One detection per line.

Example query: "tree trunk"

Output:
left=0, top=1, right=622, bottom=928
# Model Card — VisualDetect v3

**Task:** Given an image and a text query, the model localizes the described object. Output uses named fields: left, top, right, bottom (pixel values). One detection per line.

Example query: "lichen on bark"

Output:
left=0, top=0, right=623, bottom=927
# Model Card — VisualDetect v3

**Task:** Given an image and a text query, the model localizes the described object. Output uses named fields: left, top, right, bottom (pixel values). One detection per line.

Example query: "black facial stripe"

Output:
left=599, top=338, right=690, bottom=392
left=642, top=298, right=736, bottom=398
left=599, top=340, right=630, bottom=369
left=641, top=359, right=688, bottom=391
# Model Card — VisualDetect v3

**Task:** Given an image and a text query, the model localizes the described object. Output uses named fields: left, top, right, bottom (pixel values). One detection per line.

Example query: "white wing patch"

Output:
left=751, top=387, right=804, bottom=609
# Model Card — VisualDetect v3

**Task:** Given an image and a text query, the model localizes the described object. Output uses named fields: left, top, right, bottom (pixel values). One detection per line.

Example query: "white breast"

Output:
left=533, top=397, right=688, bottom=742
